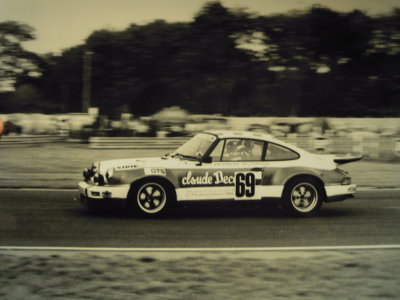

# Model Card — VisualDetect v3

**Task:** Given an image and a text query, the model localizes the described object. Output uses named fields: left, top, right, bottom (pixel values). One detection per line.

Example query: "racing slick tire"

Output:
left=128, top=180, right=173, bottom=217
left=281, top=177, right=324, bottom=217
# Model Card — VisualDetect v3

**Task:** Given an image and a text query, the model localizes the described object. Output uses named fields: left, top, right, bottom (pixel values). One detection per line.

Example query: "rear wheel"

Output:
left=282, top=177, right=324, bottom=217
left=129, top=181, right=170, bottom=216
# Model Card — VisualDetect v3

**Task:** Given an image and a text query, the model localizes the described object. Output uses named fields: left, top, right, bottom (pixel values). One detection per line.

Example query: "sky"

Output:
left=1, top=0, right=400, bottom=54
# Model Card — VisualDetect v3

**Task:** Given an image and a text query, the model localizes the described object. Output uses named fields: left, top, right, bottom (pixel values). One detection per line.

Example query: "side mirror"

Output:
left=201, top=156, right=212, bottom=164
left=196, top=151, right=203, bottom=160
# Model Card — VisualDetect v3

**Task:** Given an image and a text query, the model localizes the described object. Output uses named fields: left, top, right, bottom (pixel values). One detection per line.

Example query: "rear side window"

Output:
left=265, top=143, right=299, bottom=161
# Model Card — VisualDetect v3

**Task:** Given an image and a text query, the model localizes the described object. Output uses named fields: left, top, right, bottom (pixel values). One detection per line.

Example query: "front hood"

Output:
left=97, top=157, right=162, bottom=173
left=96, top=156, right=196, bottom=174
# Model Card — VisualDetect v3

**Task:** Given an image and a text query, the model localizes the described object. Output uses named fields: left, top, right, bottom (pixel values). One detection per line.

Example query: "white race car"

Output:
left=79, top=131, right=362, bottom=217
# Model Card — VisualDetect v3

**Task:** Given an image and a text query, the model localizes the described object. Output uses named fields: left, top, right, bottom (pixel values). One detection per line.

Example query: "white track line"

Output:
left=0, top=188, right=76, bottom=192
left=1, top=245, right=400, bottom=252
left=0, top=187, right=400, bottom=192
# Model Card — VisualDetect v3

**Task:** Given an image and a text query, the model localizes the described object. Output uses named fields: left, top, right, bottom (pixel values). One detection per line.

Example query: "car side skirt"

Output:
left=175, top=185, right=284, bottom=201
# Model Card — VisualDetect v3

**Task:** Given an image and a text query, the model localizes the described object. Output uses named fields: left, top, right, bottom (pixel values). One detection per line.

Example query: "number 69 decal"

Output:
left=235, top=172, right=257, bottom=198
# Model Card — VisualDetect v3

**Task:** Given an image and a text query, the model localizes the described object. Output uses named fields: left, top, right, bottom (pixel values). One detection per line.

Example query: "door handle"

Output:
left=251, top=167, right=264, bottom=172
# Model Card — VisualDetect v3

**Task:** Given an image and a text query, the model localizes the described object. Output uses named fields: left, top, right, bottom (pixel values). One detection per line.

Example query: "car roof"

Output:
left=202, top=130, right=308, bottom=155
left=203, top=130, right=275, bottom=141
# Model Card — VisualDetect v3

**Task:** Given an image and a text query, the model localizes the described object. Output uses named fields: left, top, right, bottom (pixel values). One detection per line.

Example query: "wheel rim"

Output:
left=137, top=183, right=167, bottom=214
left=290, top=182, right=318, bottom=213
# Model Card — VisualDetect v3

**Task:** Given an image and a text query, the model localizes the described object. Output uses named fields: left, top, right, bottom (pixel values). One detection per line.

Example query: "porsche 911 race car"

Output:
left=78, top=131, right=362, bottom=217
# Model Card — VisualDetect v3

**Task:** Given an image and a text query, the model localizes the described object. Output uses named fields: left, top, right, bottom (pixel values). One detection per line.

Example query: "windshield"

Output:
left=171, top=133, right=216, bottom=159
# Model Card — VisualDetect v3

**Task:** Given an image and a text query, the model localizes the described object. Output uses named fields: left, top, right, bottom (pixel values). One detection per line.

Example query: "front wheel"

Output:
left=129, top=181, right=170, bottom=216
left=282, top=178, right=324, bottom=217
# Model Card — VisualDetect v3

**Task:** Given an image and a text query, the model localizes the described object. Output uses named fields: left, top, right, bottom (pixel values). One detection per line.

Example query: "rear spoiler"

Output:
left=333, top=155, right=364, bottom=165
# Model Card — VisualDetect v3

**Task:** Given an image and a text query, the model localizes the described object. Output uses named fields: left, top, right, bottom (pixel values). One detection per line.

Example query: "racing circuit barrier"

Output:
left=1, top=135, right=399, bottom=161
left=284, top=135, right=399, bottom=161
left=88, top=135, right=400, bottom=161
left=88, top=136, right=190, bottom=149
left=0, top=135, right=66, bottom=147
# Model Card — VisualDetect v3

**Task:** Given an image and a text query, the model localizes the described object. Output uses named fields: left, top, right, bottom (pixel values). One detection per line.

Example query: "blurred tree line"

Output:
left=1, top=2, right=400, bottom=117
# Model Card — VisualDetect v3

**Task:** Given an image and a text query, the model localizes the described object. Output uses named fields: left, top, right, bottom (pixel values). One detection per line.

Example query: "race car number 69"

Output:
left=235, top=173, right=256, bottom=197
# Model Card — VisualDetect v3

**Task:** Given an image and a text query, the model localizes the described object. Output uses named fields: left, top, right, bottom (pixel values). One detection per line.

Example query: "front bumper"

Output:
left=325, top=184, right=357, bottom=202
left=78, top=181, right=130, bottom=207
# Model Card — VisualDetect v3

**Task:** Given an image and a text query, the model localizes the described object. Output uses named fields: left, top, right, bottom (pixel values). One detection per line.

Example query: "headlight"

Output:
left=83, top=168, right=94, bottom=180
left=92, top=162, right=100, bottom=171
left=93, top=174, right=105, bottom=186
left=106, top=168, right=115, bottom=179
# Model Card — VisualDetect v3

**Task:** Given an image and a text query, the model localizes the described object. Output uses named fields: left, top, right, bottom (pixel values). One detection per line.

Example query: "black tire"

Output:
left=129, top=180, right=171, bottom=217
left=281, top=177, right=324, bottom=217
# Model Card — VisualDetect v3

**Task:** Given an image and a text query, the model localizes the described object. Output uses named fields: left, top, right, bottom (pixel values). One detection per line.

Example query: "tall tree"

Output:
left=0, top=21, right=48, bottom=112
left=19, top=2, right=400, bottom=117
left=0, top=21, right=40, bottom=91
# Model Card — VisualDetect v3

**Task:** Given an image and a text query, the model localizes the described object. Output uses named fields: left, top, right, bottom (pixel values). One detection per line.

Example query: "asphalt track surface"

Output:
left=1, top=189, right=399, bottom=249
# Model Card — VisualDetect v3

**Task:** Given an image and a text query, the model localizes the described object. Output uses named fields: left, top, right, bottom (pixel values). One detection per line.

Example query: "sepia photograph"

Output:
left=1, top=0, right=400, bottom=298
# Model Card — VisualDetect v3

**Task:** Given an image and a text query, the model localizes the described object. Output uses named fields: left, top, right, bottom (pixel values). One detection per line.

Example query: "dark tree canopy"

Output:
left=0, top=21, right=47, bottom=112
left=2, top=2, right=400, bottom=117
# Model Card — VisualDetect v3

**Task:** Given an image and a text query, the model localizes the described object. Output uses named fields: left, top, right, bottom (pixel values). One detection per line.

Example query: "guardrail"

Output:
left=88, top=136, right=400, bottom=161
left=88, top=136, right=190, bottom=149
left=0, top=135, right=66, bottom=146
left=285, top=136, right=400, bottom=160
left=2, top=135, right=399, bottom=161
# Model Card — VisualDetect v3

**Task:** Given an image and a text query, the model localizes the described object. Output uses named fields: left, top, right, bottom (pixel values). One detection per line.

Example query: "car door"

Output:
left=207, top=138, right=266, bottom=201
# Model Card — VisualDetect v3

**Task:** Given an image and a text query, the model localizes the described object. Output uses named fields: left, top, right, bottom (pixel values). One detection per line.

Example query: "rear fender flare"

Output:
left=272, top=167, right=326, bottom=186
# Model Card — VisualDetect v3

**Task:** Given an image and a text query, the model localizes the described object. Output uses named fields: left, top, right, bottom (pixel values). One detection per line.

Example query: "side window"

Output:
left=222, top=139, right=240, bottom=161
left=209, top=140, right=224, bottom=162
left=222, top=139, right=264, bottom=161
left=265, top=143, right=299, bottom=161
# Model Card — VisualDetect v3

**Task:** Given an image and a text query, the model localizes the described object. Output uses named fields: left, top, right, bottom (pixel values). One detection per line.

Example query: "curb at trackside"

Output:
left=0, top=187, right=399, bottom=192
left=1, top=244, right=400, bottom=252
